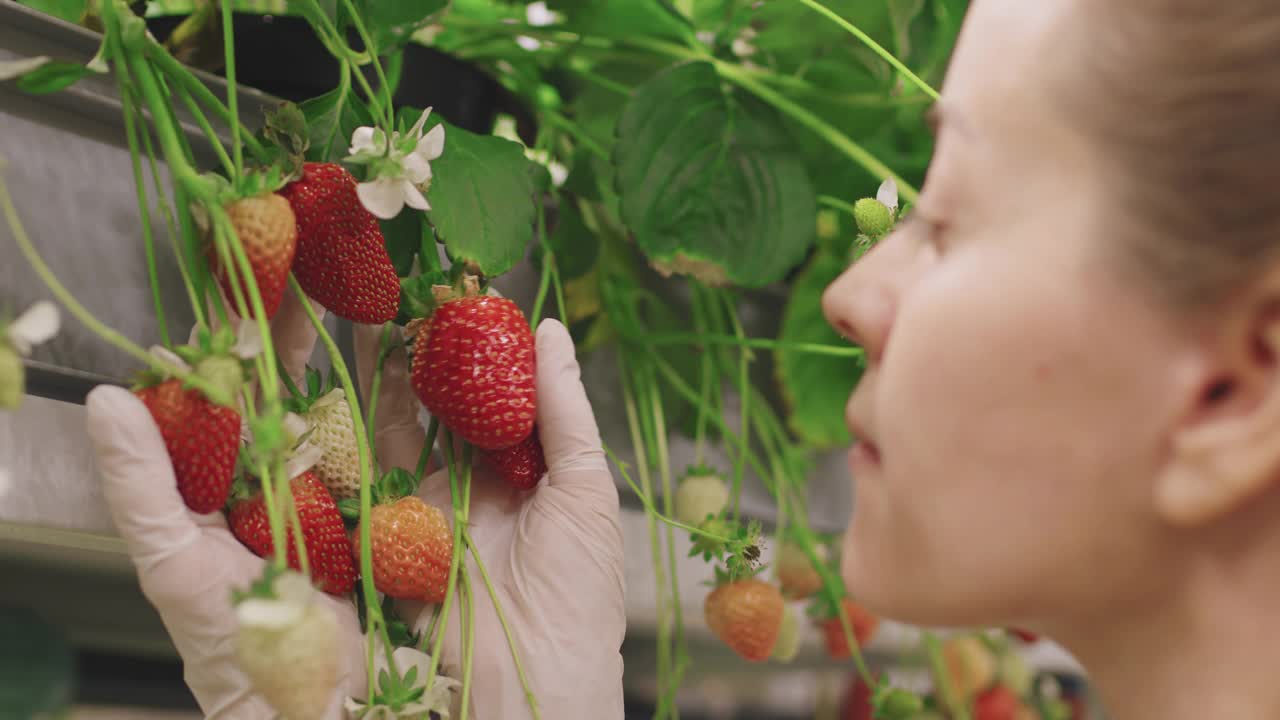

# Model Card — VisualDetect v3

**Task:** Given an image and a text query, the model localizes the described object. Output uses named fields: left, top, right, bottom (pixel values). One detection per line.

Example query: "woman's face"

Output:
left=825, top=0, right=1195, bottom=629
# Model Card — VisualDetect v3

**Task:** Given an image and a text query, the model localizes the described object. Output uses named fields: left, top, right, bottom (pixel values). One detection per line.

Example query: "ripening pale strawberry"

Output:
left=354, top=496, right=453, bottom=603
left=234, top=572, right=340, bottom=720
left=819, top=597, right=880, bottom=660
left=942, top=634, right=998, bottom=700
left=479, top=428, right=547, bottom=490
left=776, top=540, right=827, bottom=600
left=301, top=388, right=360, bottom=499
left=704, top=579, right=785, bottom=662
left=135, top=378, right=241, bottom=514
left=214, top=193, right=297, bottom=318
left=280, top=162, right=400, bottom=323
left=229, top=472, right=358, bottom=595
left=410, top=295, right=536, bottom=450
left=673, top=471, right=728, bottom=527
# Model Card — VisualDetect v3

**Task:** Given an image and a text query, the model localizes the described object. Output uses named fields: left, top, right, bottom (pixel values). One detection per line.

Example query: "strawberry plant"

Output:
left=0, top=0, right=1078, bottom=718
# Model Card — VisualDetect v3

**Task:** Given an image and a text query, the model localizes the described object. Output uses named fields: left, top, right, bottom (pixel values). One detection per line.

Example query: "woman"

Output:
left=86, top=0, right=1280, bottom=717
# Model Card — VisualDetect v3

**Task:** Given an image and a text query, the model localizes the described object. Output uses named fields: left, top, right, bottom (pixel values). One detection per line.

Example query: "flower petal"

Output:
left=285, top=441, right=324, bottom=480
left=0, top=56, right=52, bottom=81
left=516, top=35, right=542, bottom=51
left=232, top=320, right=263, bottom=360
left=8, top=300, right=60, bottom=355
left=235, top=597, right=303, bottom=630
left=418, top=124, right=446, bottom=161
left=403, top=151, right=432, bottom=185
left=148, top=345, right=192, bottom=374
left=876, top=178, right=899, bottom=211
left=402, top=181, right=431, bottom=212
left=526, top=1, right=555, bottom=26
left=408, top=107, right=433, bottom=139
left=356, top=177, right=407, bottom=220
left=349, top=126, right=386, bottom=157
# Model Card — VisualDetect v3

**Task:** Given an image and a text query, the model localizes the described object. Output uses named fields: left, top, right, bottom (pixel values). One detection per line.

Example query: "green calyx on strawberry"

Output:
left=871, top=679, right=924, bottom=720
left=689, top=516, right=764, bottom=582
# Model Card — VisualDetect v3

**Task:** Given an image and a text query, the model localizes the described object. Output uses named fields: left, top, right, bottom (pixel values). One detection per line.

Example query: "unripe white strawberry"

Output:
left=771, top=606, right=801, bottom=663
left=303, top=388, right=361, bottom=499
left=234, top=570, right=340, bottom=720
left=674, top=470, right=729, bottom=527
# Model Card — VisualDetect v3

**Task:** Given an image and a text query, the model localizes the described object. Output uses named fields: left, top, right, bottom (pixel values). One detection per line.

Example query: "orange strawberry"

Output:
left=410, top=295, right=537, bottom=450
left=280, top=162, right=400, bottom=323
left=135, top=378, right=241, bottom=514
left=214, top=193, right=297, bottom=318
left=354, top=496, right=453, bottom=603
left=820, top=597, right=880, bottom=659
left=704, top=579, right=785, bottom=662
left=228, top=472, right=358, bottom=595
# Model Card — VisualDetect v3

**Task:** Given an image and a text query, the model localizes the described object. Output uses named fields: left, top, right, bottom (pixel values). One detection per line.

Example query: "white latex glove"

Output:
left=353, top=319, right=626, bottom=719
left=85, top=290, right=366, bottom=718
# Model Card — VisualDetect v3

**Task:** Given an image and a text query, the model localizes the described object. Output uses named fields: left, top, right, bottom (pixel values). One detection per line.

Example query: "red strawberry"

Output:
left=229, top=472, right=358, bottom=595
left=135, top=379, right=240, bottom=514
left=353, top=496, right=453, bottom=603
left=213, top=193, right=297, bottom=318
left=973, top=685, right=1020, bottom=720
left=1008, top=628, right=1039, bottom=644
left=479, top=428, right=547, bottom=490
left=820, top=598, right=881, bottom=659
left=704, top=579, right=785, bottom=662
left=410, top=295, right=536, bottom=450
left=280, top=162, right=400, bottom=323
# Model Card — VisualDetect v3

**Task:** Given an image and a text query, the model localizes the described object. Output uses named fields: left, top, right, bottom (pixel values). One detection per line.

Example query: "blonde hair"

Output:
left=1074, top=1, right=1280, bottom=304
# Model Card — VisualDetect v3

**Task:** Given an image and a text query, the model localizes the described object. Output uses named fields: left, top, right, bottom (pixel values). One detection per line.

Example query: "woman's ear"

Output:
left=1155, top=297, right=1280, bottom=527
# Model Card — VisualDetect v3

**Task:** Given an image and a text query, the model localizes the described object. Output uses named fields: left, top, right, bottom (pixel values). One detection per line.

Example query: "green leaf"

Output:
left=9, top=59, right=93, bottom=94
left=614, top=61, right=817, bottom=287
left=546, top=0, right=693, bottom=43
left=16, top=0, right=86, bottom=22
left=353, top=0, right=450, bottom=53
left=414, top=113, right=537, bottom=278
left=397, top=271, right=448, bottom=325
left=776, top=247, right=864, bottom=449
left=380, top=209, right=425, bottom=277
left=533, top=199, right=598, bottom=281
left=298, top=85, right=372, bottom=163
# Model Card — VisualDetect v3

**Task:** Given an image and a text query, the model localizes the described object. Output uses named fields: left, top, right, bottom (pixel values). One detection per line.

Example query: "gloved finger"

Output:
left=271, top=290, right=324, bottom=388
left=535, top=319, right=609, bottom=483
left=86, top=385, right=207, bottom=570
left=354, top=322, right=427, bottom=474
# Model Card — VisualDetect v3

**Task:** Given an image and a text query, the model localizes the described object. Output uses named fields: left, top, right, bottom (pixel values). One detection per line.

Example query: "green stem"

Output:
left=415, top=417, right=440, bottom=482
left=459, top=564, right=475, bottom=720
left=144, top=42, right=268, bottom=161
left=716, top=62, right=919, bottom=203
left=365, top=323, right=394, bottom=457
left=818, top=194, right=861, bottom=218
left=641, top=332, right=864, bottom=358
left=463, top=528, right=541, bottom=719
left=289, top=277, right=386, bottom=699
left=171, top=77, right=235, bottom=178
left=425, top=430, right=466, bottom=689
left=603, top=444, right=734, bottom=542
left=219, top=0, right=243, bottom=177
left=0, top=177, right=232, bottom=405
left=619, top=357, right=670, bottom=719
left=721, top=291, right=750, bottom=517
left=646, top=364, right=686, bottom=719
left=925, top=631, right=971, bottom=720
left=541, top=111, right=608, bottom=159
left=691, top=287, right=710, bottom=466
left=337, top=0, right=395, bottom=129
left=531, top=197, right=553, bottom=326
left=795, top=0, right=940, bottom=100
left=117, top=76, right=171, bottom=347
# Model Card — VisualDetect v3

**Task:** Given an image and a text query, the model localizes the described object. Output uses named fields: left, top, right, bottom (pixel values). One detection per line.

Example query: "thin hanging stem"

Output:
left=424, top=430, right=466, bottom=689
left=795, top=0, right=940, bottom=100
left=640, top=332, right=864, bottom=358
left=117, top=76, right=171, bottom=347
left=602, top=444, right=735, bottom=543
left=170, top=78, right=235, bottom=178
left=925, top=631, right=972, bottom=720
left=464, top=528, right=541, bottom=719
left=415, top=417, right=440, bottom=482
left=144, top=42, right=268, bottom=160
left=220, top=0, right=243, bottom=177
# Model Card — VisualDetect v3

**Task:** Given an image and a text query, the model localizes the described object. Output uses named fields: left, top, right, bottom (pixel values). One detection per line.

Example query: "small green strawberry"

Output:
left=0, top=301, right=61, bottom=410
left=0, top=346, right=22, bottom=410
left=674, top=467, right=729, bottom=527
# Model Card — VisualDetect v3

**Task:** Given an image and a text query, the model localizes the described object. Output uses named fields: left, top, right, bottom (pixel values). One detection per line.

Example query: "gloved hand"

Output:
left=353, top=319, right=626, bottom=719
left=87, top=286, right=626, bottom=719
left=85, top=290, right=367, bottom=718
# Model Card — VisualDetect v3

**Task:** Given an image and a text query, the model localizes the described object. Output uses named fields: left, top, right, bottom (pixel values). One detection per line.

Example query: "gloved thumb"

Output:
left=535, top=319, right=608, bottom=482
left=85, top=385, right=206, bottom=572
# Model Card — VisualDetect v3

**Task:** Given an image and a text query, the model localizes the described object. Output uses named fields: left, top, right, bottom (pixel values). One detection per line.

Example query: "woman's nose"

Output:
left=821, top=231, right=913, bottom=364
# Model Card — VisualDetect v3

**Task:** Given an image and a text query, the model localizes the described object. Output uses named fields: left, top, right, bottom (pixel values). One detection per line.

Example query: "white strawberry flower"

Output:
left=345, top=646, right=461, bottom=719
left=346, top=108, right=446, bottom=220
left=876, top=178, right=899, bottom=213
left=5, top=300, right=60, bottom=356
left=235, top=570, right=316, bottom=631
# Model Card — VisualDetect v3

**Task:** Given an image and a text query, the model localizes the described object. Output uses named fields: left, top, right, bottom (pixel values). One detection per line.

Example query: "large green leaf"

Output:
left=352, top=0, right=450, bottom=52
left=776, top=248, right=864, bottom=449
left=547, top=0, right=693, bottom=43
left=298, top=85, right=373, bottom=162
left=16, top=0, right=85, bottom=22
left=417, top=114, right=536, bottom=278
left=613, top=61, right=816, bottom=288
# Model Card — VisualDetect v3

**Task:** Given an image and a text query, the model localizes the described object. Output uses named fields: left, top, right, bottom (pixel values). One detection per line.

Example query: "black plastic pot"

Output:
left=145, top=13, right=534, bottom=137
